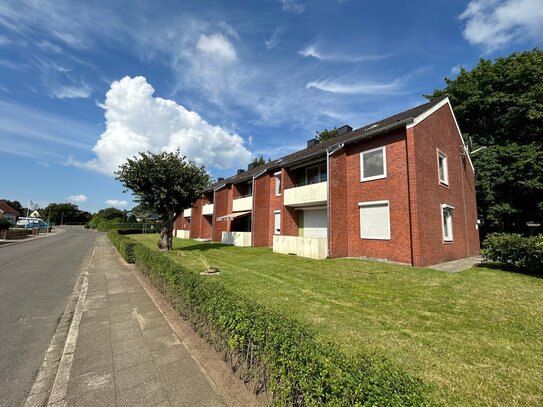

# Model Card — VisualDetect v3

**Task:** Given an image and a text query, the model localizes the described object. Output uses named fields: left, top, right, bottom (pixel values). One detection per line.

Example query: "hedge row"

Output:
left=108, top=230, right=432, bottom=406
left=482, top=233, right=543, bottom=274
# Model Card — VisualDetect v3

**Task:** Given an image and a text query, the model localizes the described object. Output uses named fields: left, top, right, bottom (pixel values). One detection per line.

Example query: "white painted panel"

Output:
left=303, top=209, right=327, bottom=238
left=360, top=203, right=390, bottom=239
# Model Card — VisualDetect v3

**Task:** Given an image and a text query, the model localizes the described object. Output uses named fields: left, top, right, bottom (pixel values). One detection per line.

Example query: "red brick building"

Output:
left=174, top=97, right=480, bottom=266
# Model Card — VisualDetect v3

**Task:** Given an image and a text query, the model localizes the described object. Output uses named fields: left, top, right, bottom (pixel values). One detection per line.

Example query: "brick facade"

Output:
left=174, top=98, right=480, bottom=266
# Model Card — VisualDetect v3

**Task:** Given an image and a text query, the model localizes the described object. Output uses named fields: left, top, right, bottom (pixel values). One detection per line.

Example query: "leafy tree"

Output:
left=42, top=203, right=91, bottom=224
left=252, top=155, right=266, bottom=166
left=5, top=200, right=23, bottom=214
left=130, top=203, right=152, bottom=220
left=116, top=150, right=210, bottom=251
left=94, top=207, right=127, bottom=221
left=316, top=127, right=339, bottom=143
left=427, top=49, right=543, bottom=233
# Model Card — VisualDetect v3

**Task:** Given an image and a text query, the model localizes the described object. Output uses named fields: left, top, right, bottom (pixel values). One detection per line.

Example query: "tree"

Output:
left=427, top=49, right=543, bottom=233
left=316, top=127, right=339, bottom=143
left=116, top=150, right=210, bottom=251
left=42, top=203, right=91, bottom=224
left=130, top=203, right=152, bottom=221
left=5, top=200, right=23, bottom=214
left=252, top=155, right=266, bottom=166
left=95, top=207, right=127, bottom=221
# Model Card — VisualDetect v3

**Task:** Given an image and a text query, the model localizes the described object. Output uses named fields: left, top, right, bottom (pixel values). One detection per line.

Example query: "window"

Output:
left=305, top=162, right=327, bottom=185
left=274, top=210, right=281, bottom=235
left=438, top=150, right=449, bottom=185
left=442, top=204, right=454, bottom=242
left=247, top=181, right=253, bottom=196
left=274, top=172, right=281, bottom=196
left=358, top=201, right=390, bottom=240
left=360, top=146, right=386, bottom=181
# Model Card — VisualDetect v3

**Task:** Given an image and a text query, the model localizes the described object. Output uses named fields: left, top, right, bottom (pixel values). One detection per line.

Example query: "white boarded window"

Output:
left=274, top=172, right=281, bottom=196
left=441, top=204, right=454, bottom=241
left=438, top=150, right=449, bottom=185
left=359, top=201, right=390, bottom=240
left=361, top=146, right=387, bottom=181
left=274, top=211, right=281, bottom=235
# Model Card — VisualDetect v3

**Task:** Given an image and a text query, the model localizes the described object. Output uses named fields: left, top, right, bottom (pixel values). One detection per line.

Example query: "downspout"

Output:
left=326, top=142, right=345, bottom=259
left=251, top=168, right=269, bottom=247
left=405, top=124, right=415, bottom=266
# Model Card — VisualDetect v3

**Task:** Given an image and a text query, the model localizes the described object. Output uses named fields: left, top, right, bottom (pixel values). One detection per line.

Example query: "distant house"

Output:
left=0, top=200, right=21, bottom=225
left=174, top=97, right=480, bottom=267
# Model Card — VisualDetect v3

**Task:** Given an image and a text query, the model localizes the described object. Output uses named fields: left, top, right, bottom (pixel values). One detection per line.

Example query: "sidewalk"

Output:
left=46, top=236, right=225, bottom=406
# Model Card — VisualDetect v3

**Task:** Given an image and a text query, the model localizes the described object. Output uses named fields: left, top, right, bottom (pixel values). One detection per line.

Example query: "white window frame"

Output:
left=274, top=172, right=281, bottom=196
left=441, top=204, right=454, bottom=242
left=358, top=200, right=390, bottom=240
left=360, top=146, right=387, bottom=182
left=437, top=149, right=449, bottom=186
left=274, top=210, right=281, bottom=235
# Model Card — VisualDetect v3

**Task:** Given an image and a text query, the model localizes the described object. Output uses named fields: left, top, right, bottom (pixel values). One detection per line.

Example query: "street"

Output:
left=0, top=228, right=98, bottom=407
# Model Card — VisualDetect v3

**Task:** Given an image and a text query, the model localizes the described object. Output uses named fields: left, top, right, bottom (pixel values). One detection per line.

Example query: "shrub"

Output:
left=108, top=230, right=433, bottom=406
left=482, top=233, right=543, bottom=273
left=0, top=219, right=11, bottom=230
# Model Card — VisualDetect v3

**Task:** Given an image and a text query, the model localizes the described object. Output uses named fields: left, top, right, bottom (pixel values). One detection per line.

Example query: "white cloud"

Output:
left=67, top=194, right=88, bottom=203
left=450, top=65, right=463, bottom=75
left=196, top=33, right=237, bottom=63
left=460, top=0, right=543, bottom=51
left=52, top=83, right=92, bottom=99
left=277, top=0, right=305, bottom=14
left=105, top=199, right=127, bottom=208
left=73, top=76, right=253, bottom=176
left=306, top=77, right=406, bottom=95
left=298, top=44, right=391, bottom=62
left=265, top=27, right=283, bottom=49
left=0, top=35, right=11, bottom=46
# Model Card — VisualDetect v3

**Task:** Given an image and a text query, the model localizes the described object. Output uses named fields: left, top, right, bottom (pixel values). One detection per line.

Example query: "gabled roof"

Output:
left=0, top=200, right=21, bottom=216
left=204, top=96, right=448, bottom=192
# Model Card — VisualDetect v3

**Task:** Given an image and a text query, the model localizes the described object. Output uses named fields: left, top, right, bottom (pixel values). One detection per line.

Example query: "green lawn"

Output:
left=131, top=234, right=543, bottom=406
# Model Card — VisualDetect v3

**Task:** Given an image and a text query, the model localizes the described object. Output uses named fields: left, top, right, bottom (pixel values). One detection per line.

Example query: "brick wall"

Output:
left=281, top=168, right=299, bottom=236
left=329, top=129, right=412, bottom=264
left=410, top=103, right=480, bottom=266
left=253, top=174, right=271, bottom=246
left=213, top=186, right=232, bottom=242
left=189, top=198, right=203, bottom=238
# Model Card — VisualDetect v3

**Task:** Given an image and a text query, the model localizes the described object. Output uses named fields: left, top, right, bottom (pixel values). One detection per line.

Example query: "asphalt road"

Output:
left=0, top=228, right=99, bottom=407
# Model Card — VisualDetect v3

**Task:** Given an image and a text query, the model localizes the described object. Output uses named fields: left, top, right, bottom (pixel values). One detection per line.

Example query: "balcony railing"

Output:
left=222, top=231, right=252, bottom=247
left=183, top=208, right=192, bottom=217
left=283, top=181, right=327, bottom=207
left=232, top=195, right=253, bottom=212
left=273, top=235, right=328, bottom=259
left=202, top=203, right=214, bottom=215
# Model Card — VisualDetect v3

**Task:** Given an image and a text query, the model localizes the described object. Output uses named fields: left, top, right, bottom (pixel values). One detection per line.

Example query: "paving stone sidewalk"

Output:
left=60, top=236, right=224, bottom=407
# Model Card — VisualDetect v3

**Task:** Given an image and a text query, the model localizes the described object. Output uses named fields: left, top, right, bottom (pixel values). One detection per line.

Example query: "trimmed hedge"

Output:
left=108, top=230, right=432, bottom=406
left=482, top=233, right=543, bottom=274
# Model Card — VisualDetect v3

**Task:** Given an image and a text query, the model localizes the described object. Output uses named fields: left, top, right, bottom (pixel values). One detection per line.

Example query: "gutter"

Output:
left=326, top=142, right=345, bottom=259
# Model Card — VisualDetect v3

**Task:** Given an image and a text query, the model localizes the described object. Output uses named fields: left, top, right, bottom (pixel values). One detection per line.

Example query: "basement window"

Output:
left=360, top=146, right=387, bottom=181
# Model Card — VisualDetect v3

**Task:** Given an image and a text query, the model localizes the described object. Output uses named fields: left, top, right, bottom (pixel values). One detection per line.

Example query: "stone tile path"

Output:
left=60, top=236, right=224, bottom=406
left=429, top=255, right=483, bottom=273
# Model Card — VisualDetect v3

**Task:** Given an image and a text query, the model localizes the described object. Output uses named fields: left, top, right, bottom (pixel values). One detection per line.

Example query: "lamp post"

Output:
left=60, top=212, right=64, bottom=227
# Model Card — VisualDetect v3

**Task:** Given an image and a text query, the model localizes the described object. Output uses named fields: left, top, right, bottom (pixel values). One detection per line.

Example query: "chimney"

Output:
left=248, top=162, right=256, bottom=170
left=217, top=177, right=224, bottom=182
left=237, top=169, right=244, bottom=175
left=307, top=138, right=319, bottom=148
left=338, top=125, right=352, bottom=135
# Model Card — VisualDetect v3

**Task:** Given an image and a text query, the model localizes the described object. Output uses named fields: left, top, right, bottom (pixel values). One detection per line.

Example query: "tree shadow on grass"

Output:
left=175, top=242, right=230, bottom=251
left=476, top=261, right=542, bottom=279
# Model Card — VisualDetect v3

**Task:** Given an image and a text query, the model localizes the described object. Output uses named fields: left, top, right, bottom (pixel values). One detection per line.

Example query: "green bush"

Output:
left=482, top=233, right=543, bottom=273
left=0, top=219, right=11, bottom=230
left=108, top=230, right=432, bottom=406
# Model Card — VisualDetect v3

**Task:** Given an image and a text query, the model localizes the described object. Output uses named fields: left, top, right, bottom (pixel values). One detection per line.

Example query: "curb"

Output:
left=23, top=241, right=95, bottom=407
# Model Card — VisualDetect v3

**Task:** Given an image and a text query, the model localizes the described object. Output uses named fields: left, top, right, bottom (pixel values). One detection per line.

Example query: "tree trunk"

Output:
left=158, top=216, right=174, bottom=251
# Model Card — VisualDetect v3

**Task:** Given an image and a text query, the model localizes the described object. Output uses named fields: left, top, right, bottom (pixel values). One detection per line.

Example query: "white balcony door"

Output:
left=303, top=209, right=327, bottom=238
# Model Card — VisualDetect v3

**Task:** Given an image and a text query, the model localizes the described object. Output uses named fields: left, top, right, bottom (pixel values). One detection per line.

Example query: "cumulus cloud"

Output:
left=73, top=76, right=252, bottom=176
left=105, top=199, right=127, bottom=208
left=67, top=194, right=88, bottom=203
left=306, top=77, right=406, bottom=95
left=460, top=0, right=543, bottom=51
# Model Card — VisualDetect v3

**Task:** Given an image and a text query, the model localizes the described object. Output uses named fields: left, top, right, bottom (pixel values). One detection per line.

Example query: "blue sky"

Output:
left=0, top=0, right=541, bottom=213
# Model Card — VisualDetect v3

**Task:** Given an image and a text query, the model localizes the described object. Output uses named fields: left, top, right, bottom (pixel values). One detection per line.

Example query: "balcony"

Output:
left=183, top=208, right=192, bottom=217
left=273, top=235, right=328, bottom=259
left=202, top=203, right=214, bottom=216
left=284, top=181, right=327, bottom=207
left=222, top=231, right=252, bottom=247
left=232, top=195, right=253, bottom=212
